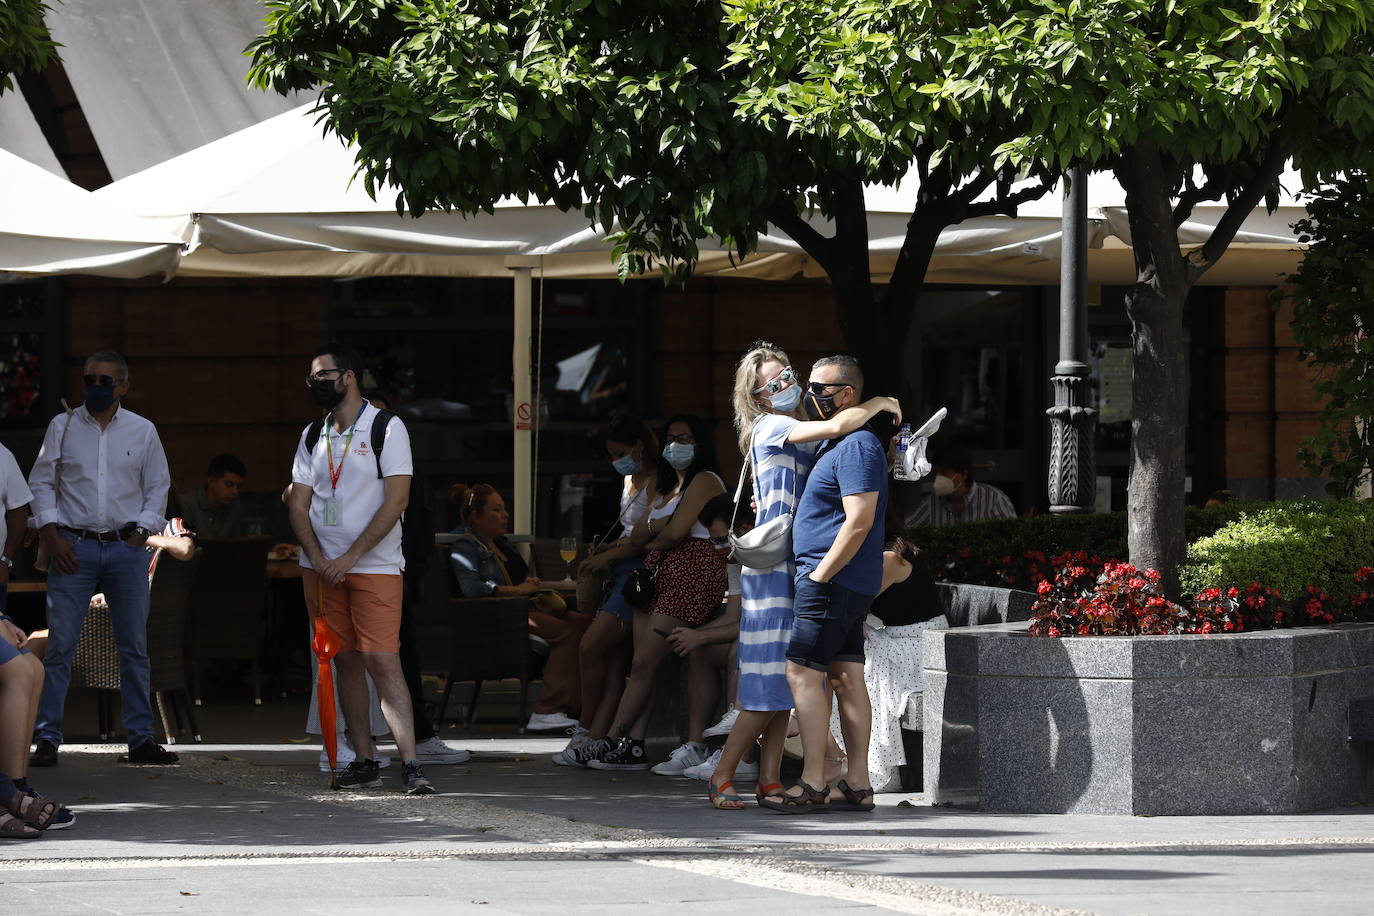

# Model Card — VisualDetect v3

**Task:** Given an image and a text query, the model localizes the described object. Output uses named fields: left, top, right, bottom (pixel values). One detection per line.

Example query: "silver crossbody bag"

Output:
left=727, top=449, right=798, bottom=569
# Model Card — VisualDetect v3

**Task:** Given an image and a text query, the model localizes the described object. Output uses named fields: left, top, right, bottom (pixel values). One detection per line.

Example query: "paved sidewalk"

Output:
left=4, top=739, right=1373, bottom=915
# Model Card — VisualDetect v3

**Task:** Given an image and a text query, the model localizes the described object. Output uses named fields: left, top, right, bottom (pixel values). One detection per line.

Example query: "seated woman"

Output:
left=584, top=414, right=728, bottom=770
left=555, top=416, right=658, bottom=767
left=1, top=615, right=66, bottom=837
left=449, top=484, right=593, bottom=732
left=830, top=512, right=947, bottom=792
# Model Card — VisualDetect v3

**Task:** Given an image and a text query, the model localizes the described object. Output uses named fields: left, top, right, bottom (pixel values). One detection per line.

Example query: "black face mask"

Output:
left=308, top=377, right=345, bottom=410
left=84, top=381, right=117, bottom=413
left=803, top=389, right=838, bottom=421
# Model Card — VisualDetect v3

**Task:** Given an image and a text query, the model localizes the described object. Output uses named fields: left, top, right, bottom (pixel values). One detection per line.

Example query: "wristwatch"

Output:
left=133, top=527, right=152, bottom=540
left=0, top=555, right=11, bottom=568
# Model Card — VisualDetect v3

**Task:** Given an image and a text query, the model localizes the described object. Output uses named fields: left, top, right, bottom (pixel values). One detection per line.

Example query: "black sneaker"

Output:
left=565, top=737, right=613, bottom=769
left=335, top=758, right=382, bottom=789
left=121, top=740, right=179, bottom=765
left=30, top=739, right=58, bottom=768
left=402, top=761, right=435, bottom=796
left=587, top=737, right=649, bottom=771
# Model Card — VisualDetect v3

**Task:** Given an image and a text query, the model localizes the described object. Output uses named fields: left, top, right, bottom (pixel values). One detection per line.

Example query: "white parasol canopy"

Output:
left=0, top=148, right=185, bottom=279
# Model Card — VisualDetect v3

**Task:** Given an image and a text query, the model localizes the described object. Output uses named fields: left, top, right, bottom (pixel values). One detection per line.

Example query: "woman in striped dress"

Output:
left=708, top=343, right=901, bottom=809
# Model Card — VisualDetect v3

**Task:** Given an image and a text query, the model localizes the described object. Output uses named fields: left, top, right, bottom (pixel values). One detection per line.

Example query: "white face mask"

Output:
left=932, top=474, right=956, bottom=497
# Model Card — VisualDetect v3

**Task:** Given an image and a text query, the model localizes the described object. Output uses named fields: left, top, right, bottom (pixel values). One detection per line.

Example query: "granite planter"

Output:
left=924, top=621, right=1374, bottom=815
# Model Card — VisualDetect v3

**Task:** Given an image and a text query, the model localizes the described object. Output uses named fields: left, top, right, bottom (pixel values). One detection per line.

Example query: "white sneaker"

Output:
left=651, top=741, right=710, bottom=776
left=525, top=711, right=580, bottom=732
left=683, top=748, right=759, bottom=781
left=413, top=736, right=471, bottom=765
left=553, top=726, right=590, bottom=766
left=702, top=708, right=739, bottom=739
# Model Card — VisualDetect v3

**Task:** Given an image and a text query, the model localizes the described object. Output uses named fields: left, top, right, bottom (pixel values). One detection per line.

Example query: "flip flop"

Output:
left=709, top=779, right=745, bottom=810
left=758, top=780, right=834, bottom=815
left=828, top=779, right=876, bottom=812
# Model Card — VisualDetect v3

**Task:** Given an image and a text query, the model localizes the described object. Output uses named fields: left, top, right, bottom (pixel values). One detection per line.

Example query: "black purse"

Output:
left=620, top=566, right=658, bottom=609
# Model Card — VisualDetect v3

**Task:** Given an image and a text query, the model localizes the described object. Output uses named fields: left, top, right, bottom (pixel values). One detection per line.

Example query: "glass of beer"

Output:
left=559, top=537, right=577, bottom=580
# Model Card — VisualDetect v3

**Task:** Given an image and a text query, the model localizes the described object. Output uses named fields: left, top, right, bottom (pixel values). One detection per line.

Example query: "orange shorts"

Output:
left=302, top=569, right=403, bottom=654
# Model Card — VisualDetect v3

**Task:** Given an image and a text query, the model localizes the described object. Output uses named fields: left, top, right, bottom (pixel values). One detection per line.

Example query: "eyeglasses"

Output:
left=83, top=374, right=116, bottom=387
left=664, top=432, right=696, bottom=445
left=752, top=367, right=795, bottom=395
left=307, top=368, right=344, bottom=384
left=807, top=380, right=853, bottom=395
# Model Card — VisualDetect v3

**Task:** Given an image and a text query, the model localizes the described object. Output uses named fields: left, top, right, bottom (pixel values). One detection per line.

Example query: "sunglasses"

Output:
left=807, top=381, right=853, bottom=395
left=83, top=374, right=116, bottom=387
left=752, top=367, right=795, bottom=395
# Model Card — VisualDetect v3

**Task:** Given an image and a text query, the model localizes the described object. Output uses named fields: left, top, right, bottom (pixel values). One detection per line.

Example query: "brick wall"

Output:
left=63, top=277, right=331, bottom=497
left=1221, top=286, right=1326, bottom=497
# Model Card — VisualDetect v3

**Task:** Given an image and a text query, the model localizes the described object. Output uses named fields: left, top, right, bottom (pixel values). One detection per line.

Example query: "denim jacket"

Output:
left=449, top=533, right=526, bottom=598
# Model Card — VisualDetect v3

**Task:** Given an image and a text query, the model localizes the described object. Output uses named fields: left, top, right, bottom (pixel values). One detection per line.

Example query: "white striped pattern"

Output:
left=906, top=481, right=1017, bottom=527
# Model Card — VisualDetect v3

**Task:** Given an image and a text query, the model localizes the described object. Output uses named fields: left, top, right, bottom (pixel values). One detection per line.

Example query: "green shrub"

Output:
left=1179, top=500, right=1374, bottom=600
left=911, top=503, right=1249, bottom=588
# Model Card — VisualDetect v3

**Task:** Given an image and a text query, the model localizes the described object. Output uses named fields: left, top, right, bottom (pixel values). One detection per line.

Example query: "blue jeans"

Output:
left=36, top=534, right=153, bottom=747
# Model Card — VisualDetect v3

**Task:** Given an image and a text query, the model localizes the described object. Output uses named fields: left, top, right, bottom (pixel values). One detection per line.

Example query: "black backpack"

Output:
left=305, top=409, right=434, bottom=575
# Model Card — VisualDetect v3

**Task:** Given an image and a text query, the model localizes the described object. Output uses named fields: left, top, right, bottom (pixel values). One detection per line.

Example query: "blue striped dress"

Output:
left=737, top=414, right=819, bottom=711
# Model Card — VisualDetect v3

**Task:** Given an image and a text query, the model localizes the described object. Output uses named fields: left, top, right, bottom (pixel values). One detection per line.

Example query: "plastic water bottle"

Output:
left=893, top=422, right=912, bottom=480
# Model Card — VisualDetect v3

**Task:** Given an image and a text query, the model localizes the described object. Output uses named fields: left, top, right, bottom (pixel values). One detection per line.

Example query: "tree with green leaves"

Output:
left=0, top=0, right=57, bottom=94
left=738, top=0, right=1374, bottom=589
left=1278, top=171, right=1374, bottom=498
left=246, top=0, right=1056, bottom=403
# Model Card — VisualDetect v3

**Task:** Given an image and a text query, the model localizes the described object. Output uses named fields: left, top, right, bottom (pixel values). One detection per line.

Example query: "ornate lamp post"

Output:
left=1048, top=167, right=1097, bottom=513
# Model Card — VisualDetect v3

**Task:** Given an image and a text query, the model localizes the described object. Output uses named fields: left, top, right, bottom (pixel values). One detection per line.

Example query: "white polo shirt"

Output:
left=291, top=402, right=413, bottom=575
left=0, top=443, right=33, bottom=512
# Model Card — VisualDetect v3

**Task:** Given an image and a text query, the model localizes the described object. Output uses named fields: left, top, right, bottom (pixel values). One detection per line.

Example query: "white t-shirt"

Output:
left=0, top=443, right=33, bottom=511
left=291, top=402, right=413, bottom=575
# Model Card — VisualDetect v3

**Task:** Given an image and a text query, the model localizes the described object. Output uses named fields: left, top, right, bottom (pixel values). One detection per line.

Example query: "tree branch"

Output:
left=1171, top=169, right=1236, bottom=228
left=963, top=178, right=1055, bottom=220
left=1185, top=135, right=1294, bottom=285
left=768, top=205, right=840, bottom=276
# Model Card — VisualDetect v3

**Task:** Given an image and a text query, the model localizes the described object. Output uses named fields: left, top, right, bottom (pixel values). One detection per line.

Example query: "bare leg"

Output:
left=830, top=661, right=872, bottom=790
left=724, top=641, right=740, bottom=711
left=711, top=708, right=773, bottom=789
left=334, top=650, right=374, bottom=760
left=364, top=652, right=416, bottom=762
left=578, top=611, right=630, bottom=737
left=20, top=655, right=42, bottom=780
left=785, top=660, right=832, bottom=792
left=607, top=611, right=678, bottom=740
left=758, top=709, right=788, bottom=790
left=686, top=643, right=728, bottom=743
left=0, top=654, right=43, bottom=777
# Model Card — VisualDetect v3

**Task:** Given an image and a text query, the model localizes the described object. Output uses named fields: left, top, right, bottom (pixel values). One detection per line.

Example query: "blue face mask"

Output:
left=84, top=381, right=116, bottom=413
left=769, top=384, right=803, bottom=413
left=662, top=442, right=695, bottom=470
left=611, top=454, right=640, bottom=476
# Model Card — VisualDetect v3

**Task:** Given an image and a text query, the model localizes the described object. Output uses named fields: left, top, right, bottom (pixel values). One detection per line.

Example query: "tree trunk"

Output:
left=1123, top=278, right=1189, bottom=595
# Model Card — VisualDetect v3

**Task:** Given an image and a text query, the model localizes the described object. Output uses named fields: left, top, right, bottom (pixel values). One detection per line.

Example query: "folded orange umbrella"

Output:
left=312, top=576, right=342, bottom=789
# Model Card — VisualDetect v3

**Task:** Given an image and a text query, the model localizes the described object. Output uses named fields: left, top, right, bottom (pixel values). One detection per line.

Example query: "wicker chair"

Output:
left=187, top=537, right=273, bottom=705
left=70, top=551, right=203, bottom=744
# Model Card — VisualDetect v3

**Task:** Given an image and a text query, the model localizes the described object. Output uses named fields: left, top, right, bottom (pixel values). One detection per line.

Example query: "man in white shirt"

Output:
left=905, top=445, right=1017, bottom=528
left=27, top=351, right=176, bottom=767
left=289, top=344, right=433, bottom=795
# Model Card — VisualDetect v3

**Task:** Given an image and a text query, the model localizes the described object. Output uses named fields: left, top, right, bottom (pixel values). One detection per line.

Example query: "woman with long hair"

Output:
left=582, top=414, right=729, bottom=770
left=555, top=416, right=660, bottom=766
left=708, top=342, right=900, bottom=809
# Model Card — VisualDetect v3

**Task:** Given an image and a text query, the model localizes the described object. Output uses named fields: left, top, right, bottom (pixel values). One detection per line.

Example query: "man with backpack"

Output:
left=288, top=344, right=434, bottom=795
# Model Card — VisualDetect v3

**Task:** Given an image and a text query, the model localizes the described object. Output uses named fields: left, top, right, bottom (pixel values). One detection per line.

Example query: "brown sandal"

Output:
left=5, top=790, right=55, bottom=829
left=758, top=780, right=834, bottom=814
left=0, top=811, right=42, bottom=839
left=829, top=779, right=876, bottom=812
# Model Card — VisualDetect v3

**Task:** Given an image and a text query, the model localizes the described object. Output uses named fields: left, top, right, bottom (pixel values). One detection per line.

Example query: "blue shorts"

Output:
left=600, top=557, right=645, bottom=624
left=786, top=574, right=874, bottom=671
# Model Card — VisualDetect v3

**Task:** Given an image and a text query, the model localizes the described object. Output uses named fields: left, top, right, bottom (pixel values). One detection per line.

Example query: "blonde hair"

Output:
left=732, top=341, right=798, bottom=454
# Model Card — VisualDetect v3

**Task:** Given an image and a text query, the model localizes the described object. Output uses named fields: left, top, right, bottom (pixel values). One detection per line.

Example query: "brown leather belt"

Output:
left=60, top=525, right=121, bottom=542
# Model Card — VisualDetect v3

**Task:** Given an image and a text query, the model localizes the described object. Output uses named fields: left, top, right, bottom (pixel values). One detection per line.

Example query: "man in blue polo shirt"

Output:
left=764, top=355, right=886, bottom=814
